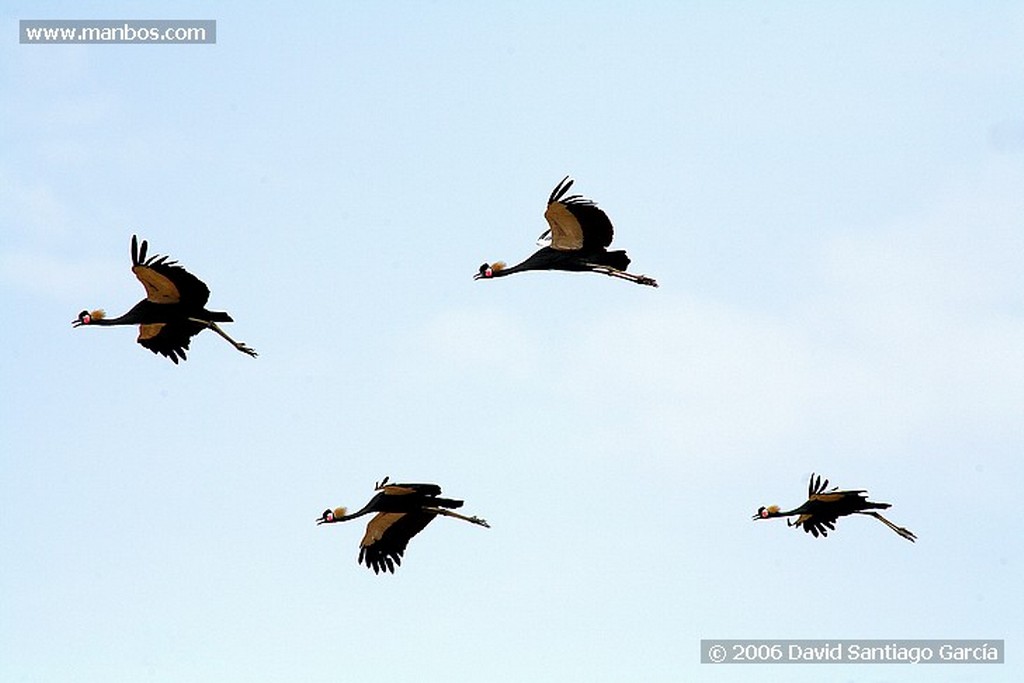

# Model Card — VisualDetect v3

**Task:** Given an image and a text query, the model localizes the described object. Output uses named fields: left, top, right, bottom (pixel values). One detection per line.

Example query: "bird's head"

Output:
left=474, top=262, right=506, bottom=280
left=317, top=507, right=347, bottom=525
left=72, top=309, right=105, bottom=327
left=753, top=505, right=780, bottom=521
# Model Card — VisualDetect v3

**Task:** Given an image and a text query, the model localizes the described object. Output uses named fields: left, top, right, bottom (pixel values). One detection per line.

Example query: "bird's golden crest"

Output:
left=90, top=309, right=106, bottom=320
left=334, top=507, right=347, bottom=518
left=766, top=505, right=780, bottom=514
left=491, top=261, right=507, bottom=272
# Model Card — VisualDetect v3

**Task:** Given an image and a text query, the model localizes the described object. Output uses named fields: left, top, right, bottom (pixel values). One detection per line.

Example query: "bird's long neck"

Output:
left=773, top=505, right=808, bottom=518
left=495, top=251, right=556, bottom=276
left=89, top=312, right=137, bottom=326
left=492, top=259, right=537, bottom=277
left=82, top=302, right=152, bottom=326
left=501, top=264, right=535, bottom=276
left=331, top=506, right=375, bottom=522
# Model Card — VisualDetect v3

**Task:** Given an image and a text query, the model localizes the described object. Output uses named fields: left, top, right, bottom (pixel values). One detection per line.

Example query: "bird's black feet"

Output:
left=236, top=343, right=258, bottom=358
left=635, top=275, right=658, bottom=287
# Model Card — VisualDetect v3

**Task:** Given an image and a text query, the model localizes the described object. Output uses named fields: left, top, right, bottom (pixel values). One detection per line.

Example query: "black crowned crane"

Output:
left=73, top=235, right=257, bottom=363
left=317, top=476, right=490, bottom=574
left=474, top=176, right=658, bottom=287
left=754, top=473, right=916, bottom=542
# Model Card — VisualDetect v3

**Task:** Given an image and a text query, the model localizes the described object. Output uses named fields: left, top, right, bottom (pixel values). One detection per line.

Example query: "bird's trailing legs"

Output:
left=424, top=507, right=491, bottom=528
left=587, top=264, right=659, bottom=288
left=859, top=511, right=917, bottom=542
left=188, top=318, right=258, bottom=357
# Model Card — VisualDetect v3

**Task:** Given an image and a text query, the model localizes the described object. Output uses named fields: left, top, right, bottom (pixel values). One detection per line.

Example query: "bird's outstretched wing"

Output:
left=542, top=176, right=614, bottom=252
left=358, top=512, right=437, bottom=574
left=136, top=320, right=206, bottom=364
left=808, top=473, right=832, bottom=497
left=131, top=235, right=211, bottom=307
left=793, top=512, right=839, bottom=538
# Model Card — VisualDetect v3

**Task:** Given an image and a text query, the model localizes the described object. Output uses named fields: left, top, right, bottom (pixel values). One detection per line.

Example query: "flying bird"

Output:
left=317, top=476, right=490, bottom=574
left=474, top=176, right=658, bottom=287
left=754, top=473, right=916, bottom=542
left=73, top=235, right=257, bottom=363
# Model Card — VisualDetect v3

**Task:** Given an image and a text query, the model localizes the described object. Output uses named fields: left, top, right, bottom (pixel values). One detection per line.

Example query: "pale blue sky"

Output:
left=2, top=2, right=1023, bottom=682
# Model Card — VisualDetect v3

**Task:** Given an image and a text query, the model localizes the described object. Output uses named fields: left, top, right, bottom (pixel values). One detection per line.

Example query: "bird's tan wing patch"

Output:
left=382, top=485, right=418, bottom=496
left=133, top=265, right=181, bottom=304
left=137, top=323, right=165, bottom=341
left=361, top=513, right=404, bottom=547
left=543, top=202, right=584, bottom=251
left=810, top=492, right=846, bottom=504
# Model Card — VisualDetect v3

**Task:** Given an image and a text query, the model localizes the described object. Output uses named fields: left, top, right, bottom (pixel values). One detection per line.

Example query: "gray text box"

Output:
left=21, top=20, right=216, bottom=44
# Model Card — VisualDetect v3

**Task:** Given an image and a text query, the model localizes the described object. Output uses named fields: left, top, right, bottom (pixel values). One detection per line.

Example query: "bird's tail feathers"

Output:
left=432, top=497, right=464, bottom=509
left=600, top=250, right=631, bottom=271
left=207, top=311, right=234, bottom=323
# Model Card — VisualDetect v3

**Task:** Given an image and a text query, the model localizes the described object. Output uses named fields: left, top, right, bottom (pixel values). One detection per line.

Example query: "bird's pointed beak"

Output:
left=473, top=272, right=484, bottom=280
left=751, top=513, right=761, bottom=521
left=71, top=319, right=83, bottom=327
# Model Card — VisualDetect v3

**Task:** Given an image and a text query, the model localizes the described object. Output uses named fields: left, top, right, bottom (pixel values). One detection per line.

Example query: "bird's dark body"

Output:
left=349, top=485, right=464, bottom=517
left=790, top=493, right=890, bottom=519
left=502, top=246, right=631, bottom=276
left=785, top=493, right=890, bottom=538
left=110, top=299, right=233, bottom=326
